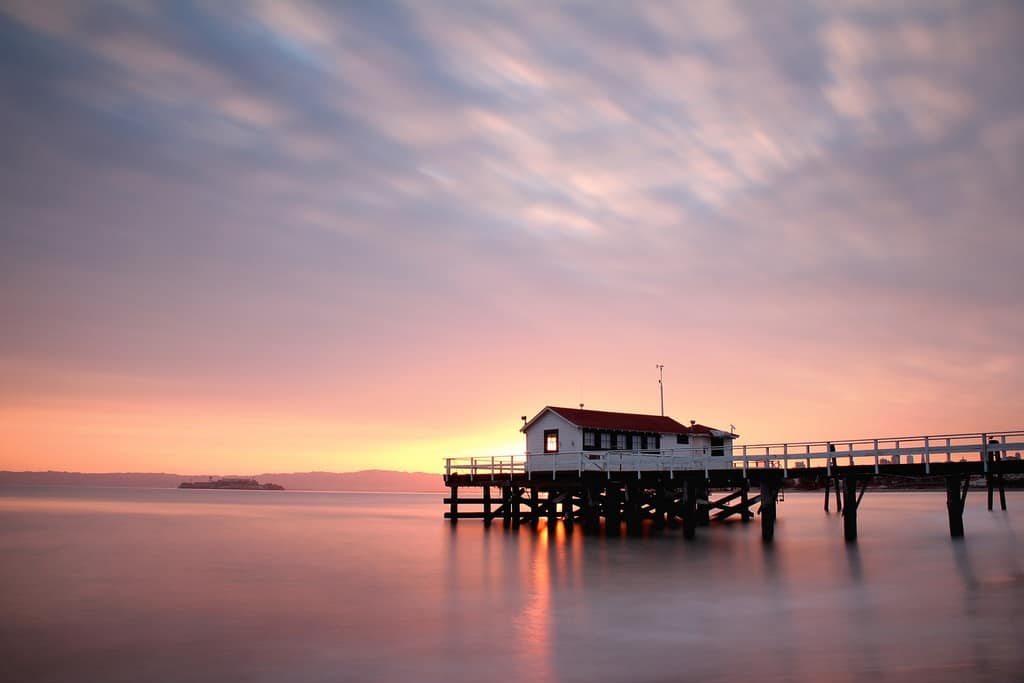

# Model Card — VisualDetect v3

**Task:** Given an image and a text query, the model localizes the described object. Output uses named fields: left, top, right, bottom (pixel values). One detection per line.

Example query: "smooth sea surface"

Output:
left=1, top=486, right=1022, bottom=683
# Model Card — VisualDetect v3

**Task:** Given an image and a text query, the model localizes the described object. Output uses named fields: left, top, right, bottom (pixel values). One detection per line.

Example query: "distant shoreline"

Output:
left=0, top=469, right=448, bottom=493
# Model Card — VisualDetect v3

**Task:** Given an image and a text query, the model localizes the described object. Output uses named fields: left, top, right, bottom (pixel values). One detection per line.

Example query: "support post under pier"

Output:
left=482, top=486, right=491, bottom=527
left=760, top=479, right=777, bottom=542
left=843, top=476, right=858, bottom=542
left=606, top=484, right=621, bottom=537
left=683, top=479, right=698, bottom=540
left=741, top=479, right=751, bottom=523
left=502, top=486, right=512, bottom=528
left=449, top=486, right=458, bottom=525
left=946, top=475, right=969, bottom=538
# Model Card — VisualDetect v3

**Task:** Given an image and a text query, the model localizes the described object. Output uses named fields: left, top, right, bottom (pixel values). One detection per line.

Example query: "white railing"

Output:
left=443, top=430, right=1024, bottom=479
left=733, top=430, right=1024, bottom=476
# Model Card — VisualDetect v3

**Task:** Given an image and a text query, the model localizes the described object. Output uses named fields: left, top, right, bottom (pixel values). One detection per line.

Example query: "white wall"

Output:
left=525, top=410, right=581, bottom=455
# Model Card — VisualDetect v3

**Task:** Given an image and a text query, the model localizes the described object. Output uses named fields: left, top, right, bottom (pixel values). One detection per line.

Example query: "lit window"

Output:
left=600, top=433, right=611, bottom=449
left=544, top=429, right=559, bottom=453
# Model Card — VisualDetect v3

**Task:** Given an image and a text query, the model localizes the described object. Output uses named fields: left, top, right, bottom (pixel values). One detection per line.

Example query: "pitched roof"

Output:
left=524, top=406, right=691, bottom=434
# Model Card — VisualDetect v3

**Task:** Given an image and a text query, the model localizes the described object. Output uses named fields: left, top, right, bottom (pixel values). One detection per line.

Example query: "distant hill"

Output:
left=0, top=469, right=447, bottom=493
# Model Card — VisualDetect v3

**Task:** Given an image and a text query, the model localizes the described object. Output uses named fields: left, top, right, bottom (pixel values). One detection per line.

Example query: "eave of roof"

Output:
left=521, top=406, right=738, bottom=438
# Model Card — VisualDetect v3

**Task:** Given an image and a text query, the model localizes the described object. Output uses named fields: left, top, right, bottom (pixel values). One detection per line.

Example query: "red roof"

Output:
left=523, top=406, right=689, bottom=434
left=522, top=406, right=738, bottom=437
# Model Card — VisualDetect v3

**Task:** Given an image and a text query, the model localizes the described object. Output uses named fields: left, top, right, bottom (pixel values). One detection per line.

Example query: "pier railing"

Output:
left=735, top=430, right=1024, bottom=476
left=444, top=430, right=1024, bottom=480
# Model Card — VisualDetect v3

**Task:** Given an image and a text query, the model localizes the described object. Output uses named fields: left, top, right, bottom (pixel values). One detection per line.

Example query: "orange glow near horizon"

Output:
left=2, top=354, right=1023, bottom=474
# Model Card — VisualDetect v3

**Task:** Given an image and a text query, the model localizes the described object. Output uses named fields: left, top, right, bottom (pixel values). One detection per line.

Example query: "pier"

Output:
left=443, top=430, right=1024, bottom=542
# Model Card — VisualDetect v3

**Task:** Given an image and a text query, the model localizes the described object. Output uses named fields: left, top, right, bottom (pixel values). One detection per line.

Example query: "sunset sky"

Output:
left=2, top=1, right=1022, bottom=475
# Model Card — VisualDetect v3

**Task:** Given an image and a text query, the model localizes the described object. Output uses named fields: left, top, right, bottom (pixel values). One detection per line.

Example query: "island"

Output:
left=178, top=477, right=284, bottom=490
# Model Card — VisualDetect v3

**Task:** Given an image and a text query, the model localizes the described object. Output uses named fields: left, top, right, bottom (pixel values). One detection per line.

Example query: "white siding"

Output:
left=524, top=410, right=581, bottom=456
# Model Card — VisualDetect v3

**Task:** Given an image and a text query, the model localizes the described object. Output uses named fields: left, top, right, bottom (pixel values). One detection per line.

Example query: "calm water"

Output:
left=1, top=487, right=1022, bottom=682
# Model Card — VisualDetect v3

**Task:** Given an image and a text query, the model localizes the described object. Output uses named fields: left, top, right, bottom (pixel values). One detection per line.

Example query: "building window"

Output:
left=649, top=434, right=659, bottom=450
left=600, top=432, right=611, bottom=449
left=545, top=429, right=559, bottom=453
left=583, top=430, right=596, bottom=449
left=677, top=434, right=689, bottom=445
left=711, top=436, right=724, bottom=457
left=616, top=434, right=626, bottom=449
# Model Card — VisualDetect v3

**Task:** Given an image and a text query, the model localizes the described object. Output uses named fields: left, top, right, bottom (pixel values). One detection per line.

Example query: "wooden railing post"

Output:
left=982, top=433, right=989, bottom=473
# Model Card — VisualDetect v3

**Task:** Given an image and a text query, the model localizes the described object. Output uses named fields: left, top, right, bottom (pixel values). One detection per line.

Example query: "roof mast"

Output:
left=656, top=364, right=664, bottom=416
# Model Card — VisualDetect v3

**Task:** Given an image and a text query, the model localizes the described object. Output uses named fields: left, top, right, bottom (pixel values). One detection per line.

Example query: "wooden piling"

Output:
left=582, top=482, right=600, bottom=534
left=760, top=479, right=777, bottom=542
left=946, top=475, right=968, bottom=538
left=502, top=486, right=512, bottom=528
left=511, top=488, right=521, bottom=528
left=449, top=486, right=458, bottom=525
left=606, top=484, right=622, bottom=536
left=986, top=445, right=1007, bottom=511
left=482, top=485, right=491, bottom=527
left=698, top=480, right=710, bottom=526
left=740, top=479, right=751, bottom=523
left=842, top=476, right=858, bottom=542
left=625, top=481, right=643, bottom=536
left=653, top=482, right=667, bottom=531
left=683, top=479, right=698, bottom=540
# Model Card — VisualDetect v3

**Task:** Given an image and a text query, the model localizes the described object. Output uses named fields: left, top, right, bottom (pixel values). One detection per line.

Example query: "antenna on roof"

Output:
left=656, top=364, right=664, bottom=416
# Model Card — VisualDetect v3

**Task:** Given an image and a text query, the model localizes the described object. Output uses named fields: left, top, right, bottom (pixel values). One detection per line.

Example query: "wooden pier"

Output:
left=443, top=430, right=1024, bottom=542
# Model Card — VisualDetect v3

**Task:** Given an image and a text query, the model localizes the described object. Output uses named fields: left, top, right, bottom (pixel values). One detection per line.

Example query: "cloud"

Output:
left=1, top=0, right=1023, bottom=469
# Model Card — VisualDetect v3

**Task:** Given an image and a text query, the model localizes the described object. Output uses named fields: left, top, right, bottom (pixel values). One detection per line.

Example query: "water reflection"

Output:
left=3, top=489, right=1024, bottom=682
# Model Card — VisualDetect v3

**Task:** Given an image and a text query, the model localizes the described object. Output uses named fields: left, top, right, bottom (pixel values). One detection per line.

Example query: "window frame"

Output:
left=544, top=429, right=559, bottom=453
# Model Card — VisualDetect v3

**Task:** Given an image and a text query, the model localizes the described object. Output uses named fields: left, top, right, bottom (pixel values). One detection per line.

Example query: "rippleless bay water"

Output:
left=1, top=486, right=1022, bottom=682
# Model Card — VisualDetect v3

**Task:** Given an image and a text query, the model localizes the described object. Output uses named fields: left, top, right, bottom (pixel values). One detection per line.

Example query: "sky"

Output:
left=1, top=1, right=1023, bottom=475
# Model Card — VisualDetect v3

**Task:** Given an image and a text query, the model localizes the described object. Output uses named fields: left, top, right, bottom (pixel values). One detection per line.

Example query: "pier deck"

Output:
left=443, top=430, right=1024, bottom=542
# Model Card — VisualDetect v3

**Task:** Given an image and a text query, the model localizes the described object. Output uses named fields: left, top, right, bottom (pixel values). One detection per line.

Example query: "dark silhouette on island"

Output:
left=0, top=469, right=447, bottom=493
left=179, top=477, right=284, bottom=490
